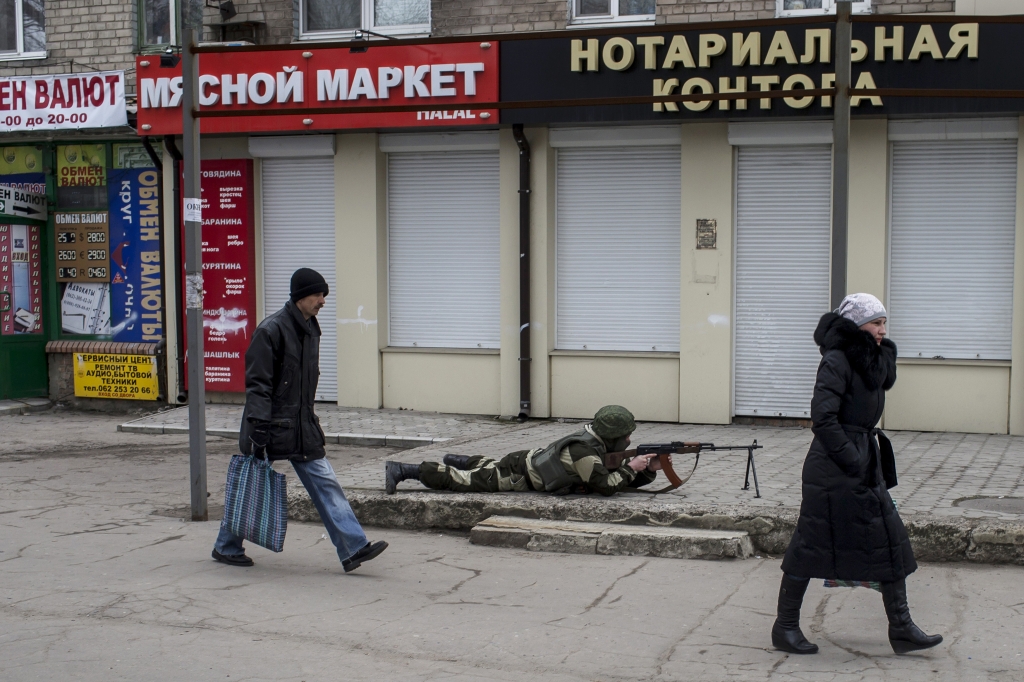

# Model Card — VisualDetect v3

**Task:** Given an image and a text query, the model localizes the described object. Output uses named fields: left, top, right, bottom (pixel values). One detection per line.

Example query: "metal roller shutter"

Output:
left=889, top=140, right=1017, bottom=360
left=387, top=150, right=500, bottom=348
left=734, top=145, right=832, bottom=418
left=261, top=157, right=338, bottom=401
left=556, top=146, right=681, bottom=351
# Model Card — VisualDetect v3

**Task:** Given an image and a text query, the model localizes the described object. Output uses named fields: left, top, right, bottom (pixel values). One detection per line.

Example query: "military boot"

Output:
left=771, top=575, right=818, bottom=654
left=385, top=461, right=421, bottom=495
left=881, top=579, right=943, bottom=654
left=442, top=454, right=473, bottom=470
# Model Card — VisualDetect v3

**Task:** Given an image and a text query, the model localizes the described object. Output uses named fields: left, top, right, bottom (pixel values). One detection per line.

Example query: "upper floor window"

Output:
left=140, top=0, right=177, bottom=49
left=0, top=0, right=45, bottom=61
left=777, top=0, right=871, bottom=17
left=301, top=0, right=430, bottom=39
left=570, top=0, right=655, bottom=26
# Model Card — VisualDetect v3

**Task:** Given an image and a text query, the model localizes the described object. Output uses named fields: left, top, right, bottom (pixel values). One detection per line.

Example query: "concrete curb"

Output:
left=286, top=488, right=1024, bottom=565
left=0, top=399, right=52, bottom=417
left=116, top=421, right=450, bottom=448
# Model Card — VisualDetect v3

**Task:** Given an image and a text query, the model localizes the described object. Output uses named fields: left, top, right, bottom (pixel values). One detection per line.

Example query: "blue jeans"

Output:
left=214, top=457, right=368, bottom=563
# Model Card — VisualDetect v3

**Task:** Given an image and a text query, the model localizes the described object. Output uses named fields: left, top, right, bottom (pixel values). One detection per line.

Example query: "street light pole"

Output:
left=182, top=0, right=207, bottom=522
left=831, top=0, right=853, bottom=310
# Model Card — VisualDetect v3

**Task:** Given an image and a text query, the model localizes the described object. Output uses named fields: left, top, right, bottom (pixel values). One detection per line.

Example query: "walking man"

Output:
left=212, top=268, right=388, bottom=572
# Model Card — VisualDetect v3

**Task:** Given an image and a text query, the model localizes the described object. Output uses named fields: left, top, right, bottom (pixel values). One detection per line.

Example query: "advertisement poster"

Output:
left=0, top=71, right=128, bottom=132
left=0, top=223, right=43, bottom=335
left=73, top=353, right=158, bottom=400
left=108, top=167, right=163, bottom=342
left=57, top=143, right=106, bottom=209
left=182, top=159, right=256, bottom=392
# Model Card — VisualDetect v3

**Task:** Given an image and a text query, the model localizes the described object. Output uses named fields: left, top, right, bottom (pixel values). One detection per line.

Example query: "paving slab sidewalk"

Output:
left=122, top=404, right=1024, bottom=563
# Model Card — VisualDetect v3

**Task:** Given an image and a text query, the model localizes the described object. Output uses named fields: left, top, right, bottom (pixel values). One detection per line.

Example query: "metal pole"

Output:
left=182, top=0, right=207, bottom=522
left=831, top=0, right=852, bottom=310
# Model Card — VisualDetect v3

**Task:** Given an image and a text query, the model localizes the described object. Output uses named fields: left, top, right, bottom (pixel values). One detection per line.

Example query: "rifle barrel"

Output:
left=703, top=444, right=763, bottom=451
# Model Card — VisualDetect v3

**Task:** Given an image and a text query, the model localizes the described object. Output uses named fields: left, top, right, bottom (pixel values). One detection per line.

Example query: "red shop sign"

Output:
left=181, top=159, right=257, bottom=393
left=138, top=42, right=499, bottom=135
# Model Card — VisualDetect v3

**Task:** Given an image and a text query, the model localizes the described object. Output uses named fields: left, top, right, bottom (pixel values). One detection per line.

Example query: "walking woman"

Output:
left=772, top=293, right=942, bottom=655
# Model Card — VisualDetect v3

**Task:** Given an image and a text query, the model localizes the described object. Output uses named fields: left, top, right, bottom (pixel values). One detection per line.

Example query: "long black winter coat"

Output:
left=781, top=313, right=917, bottom=582
left=237, top=301, right=326, bottom=462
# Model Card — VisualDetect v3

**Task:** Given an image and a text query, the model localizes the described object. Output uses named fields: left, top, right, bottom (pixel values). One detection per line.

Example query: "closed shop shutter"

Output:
left=261, top=157, right=338, bottom=401
left=734, top=145, right=832, bottom=418
left=889, top=140, right=1017, bottom=360
left=555, top=146, right=681, bottom=351
left=388, top=150, right=500, bottom=348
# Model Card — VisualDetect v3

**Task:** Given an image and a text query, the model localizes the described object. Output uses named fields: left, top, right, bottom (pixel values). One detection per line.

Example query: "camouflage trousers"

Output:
left=419, top=450, right=534, bottom=493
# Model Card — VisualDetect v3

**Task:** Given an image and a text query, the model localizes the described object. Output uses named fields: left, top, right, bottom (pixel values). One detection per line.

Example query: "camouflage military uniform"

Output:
left=418, top=429, right=657, bottom=495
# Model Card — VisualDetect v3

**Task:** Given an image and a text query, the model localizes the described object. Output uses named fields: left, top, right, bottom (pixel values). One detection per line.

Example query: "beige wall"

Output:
left=679, top=123, right=732, bottom=424
left=886, top=362, right=1010, bottom=434
left=382, top=351, right=501, bottom=414
left=334, top=133, right=387, bottom=408
left=1010, top=118, right=1024, bottom=435
left=847, top=119, right=889, bottom=300
left=499, top=130, right=521, bottom=418
left=550, top=355, right=680, bottom=422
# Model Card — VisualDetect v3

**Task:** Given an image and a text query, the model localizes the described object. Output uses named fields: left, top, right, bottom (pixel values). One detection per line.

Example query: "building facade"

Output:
left=5, top=0, right=1024, bottom=433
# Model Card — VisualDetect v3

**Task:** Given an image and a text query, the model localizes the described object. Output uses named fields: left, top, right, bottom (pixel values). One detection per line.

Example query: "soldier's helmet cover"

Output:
left=591, top=405, right=636, bottom=440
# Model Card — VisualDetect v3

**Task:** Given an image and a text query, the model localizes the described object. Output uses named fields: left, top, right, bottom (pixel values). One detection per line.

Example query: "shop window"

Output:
left=570, top=0, right=655, bottom=27
left=301, top=0, right=430, bottom=39
left=139, top=0, right=177, bottom=50
left=776, top=0, right=870, bottom=17
left=0, top=0, right=45, bottom=61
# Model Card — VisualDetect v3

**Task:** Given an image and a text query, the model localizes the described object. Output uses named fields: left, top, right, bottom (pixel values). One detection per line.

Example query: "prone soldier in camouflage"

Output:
left=384, top=405, right=666, bottom=496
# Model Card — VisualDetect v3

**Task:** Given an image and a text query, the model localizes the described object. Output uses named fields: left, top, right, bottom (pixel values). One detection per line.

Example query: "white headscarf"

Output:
left=835, top=293, right=887, bottom=327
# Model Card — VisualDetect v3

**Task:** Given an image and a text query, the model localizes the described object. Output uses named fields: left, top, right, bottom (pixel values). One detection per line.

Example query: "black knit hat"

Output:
left=290, top=268, right=329, bottom=302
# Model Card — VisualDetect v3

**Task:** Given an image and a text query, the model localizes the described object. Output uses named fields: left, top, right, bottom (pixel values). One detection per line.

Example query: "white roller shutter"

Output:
left=889, top=140, right=1017, bottom=360
left=734, top=145, right=832, bottom=418
left=387, top=150, right=500, bottom=348
left=556, top=146, right=681, bottom=351
left=261, top=157, right=338, bottom=401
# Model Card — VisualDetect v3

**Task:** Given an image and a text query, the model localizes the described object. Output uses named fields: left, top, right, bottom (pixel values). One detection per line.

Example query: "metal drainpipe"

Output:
left=512, top=125, right=531, bottom=421
left=141, top=136, right=170, bottom=401
left=162, top=135, right=188, bottom=403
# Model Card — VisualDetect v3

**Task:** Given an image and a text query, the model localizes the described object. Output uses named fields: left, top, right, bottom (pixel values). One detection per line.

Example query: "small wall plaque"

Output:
left=696, top=219, right=717, bottom=250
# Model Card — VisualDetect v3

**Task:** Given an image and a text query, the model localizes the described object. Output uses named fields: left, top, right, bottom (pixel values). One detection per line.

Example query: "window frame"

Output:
left=569, top=0, right=656, bottom=28
left=138, top=0, right=179, bottom=52
left=0, top=0, right=46, bottom=62
left=298, top=0, right=431, bottom=41
left=775, top=0, right=871, bottom=18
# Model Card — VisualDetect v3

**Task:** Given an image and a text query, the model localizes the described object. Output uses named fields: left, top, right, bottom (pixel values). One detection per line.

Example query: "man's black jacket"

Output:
left=238, top=300, right=326, bottom=462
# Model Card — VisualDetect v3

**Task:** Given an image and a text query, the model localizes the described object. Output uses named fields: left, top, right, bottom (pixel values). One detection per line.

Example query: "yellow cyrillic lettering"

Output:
left=852, top=39, right=868, bottom=63
left=821, top=73, right=835, bottom=108
left=875, top=26, right=904, bottom=62
left=603, top=37, right=635, bottom=71
left=908, top=25, right=944, bottom=61
left=718, top=76, right=747, bottom=111
left=801, top=28, right=831, bottom=64
left=662, top=35, right=696, bottom=69
left=764, top=31, right=798, bottom=65
left=732, top=32, right=760, bottom=66
left=653, top=78, right=679, bottom=112
left=681, top=77, right=714, bottom=112
left=699, top=34, right=727, bottom=68
left=637, top=36, right=665, bottom=70
left=571, top=39, right=599, bottom=72
left=751, top=74, right=780, bottom=110
left=947, top=23, right=979, bottom=59
left=783, top=74, right=815, bottom=109
left=851, top=71, right=883, bottom=107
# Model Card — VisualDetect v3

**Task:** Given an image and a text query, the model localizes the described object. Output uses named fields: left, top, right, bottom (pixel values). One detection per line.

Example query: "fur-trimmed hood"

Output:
left=814, top=312, right=897, bottom=391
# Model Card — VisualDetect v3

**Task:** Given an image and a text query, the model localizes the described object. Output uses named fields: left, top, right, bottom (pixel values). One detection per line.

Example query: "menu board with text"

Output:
left=181, top=159, right=256, bottom=392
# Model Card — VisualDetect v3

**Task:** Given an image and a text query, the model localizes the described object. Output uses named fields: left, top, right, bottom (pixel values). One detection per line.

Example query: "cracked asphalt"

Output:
left=3, top=410, right=1024, bottom=681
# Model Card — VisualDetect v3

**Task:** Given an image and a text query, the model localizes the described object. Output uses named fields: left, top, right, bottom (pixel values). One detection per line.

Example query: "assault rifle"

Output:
left=604, top=441, right=763, bottom=496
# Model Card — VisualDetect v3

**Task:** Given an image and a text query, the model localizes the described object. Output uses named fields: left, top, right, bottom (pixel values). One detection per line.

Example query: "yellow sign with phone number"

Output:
left=74, top=353, right=158, bottom=400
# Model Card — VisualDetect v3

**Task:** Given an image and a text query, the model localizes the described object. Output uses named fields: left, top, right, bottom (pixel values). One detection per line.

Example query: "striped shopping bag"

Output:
left=222, top=454, right=288, bottom=552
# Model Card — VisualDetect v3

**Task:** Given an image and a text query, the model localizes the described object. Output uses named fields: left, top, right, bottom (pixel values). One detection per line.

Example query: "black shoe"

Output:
left=881, top=580, right=943, bottom=654
left=342, top=540, right=388, bottom=573
left=385, top=461, right=421, bottom=494
left=771, top=575, right=819, bottom=654
left=442, top=454, right=473, bottom=470
left=212, top=549, right=254, bottom=567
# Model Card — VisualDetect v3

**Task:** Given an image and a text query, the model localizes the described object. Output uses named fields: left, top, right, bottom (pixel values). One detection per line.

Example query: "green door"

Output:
left=0, top=221, right=48, bottom=399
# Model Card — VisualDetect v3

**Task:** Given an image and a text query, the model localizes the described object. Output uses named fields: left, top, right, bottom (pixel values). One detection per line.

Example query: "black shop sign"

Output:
left=499, top=20, right=1024, bottom=124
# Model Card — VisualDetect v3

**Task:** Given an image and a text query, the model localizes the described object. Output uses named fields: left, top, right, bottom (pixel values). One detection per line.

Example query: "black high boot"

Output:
left=771, top=575, right=819, bottom=654
left=442, top=454, right=473, bottom=470
left=385, top=461, right=421, bottom=495
left=881, top=579, right=943, bottom=654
